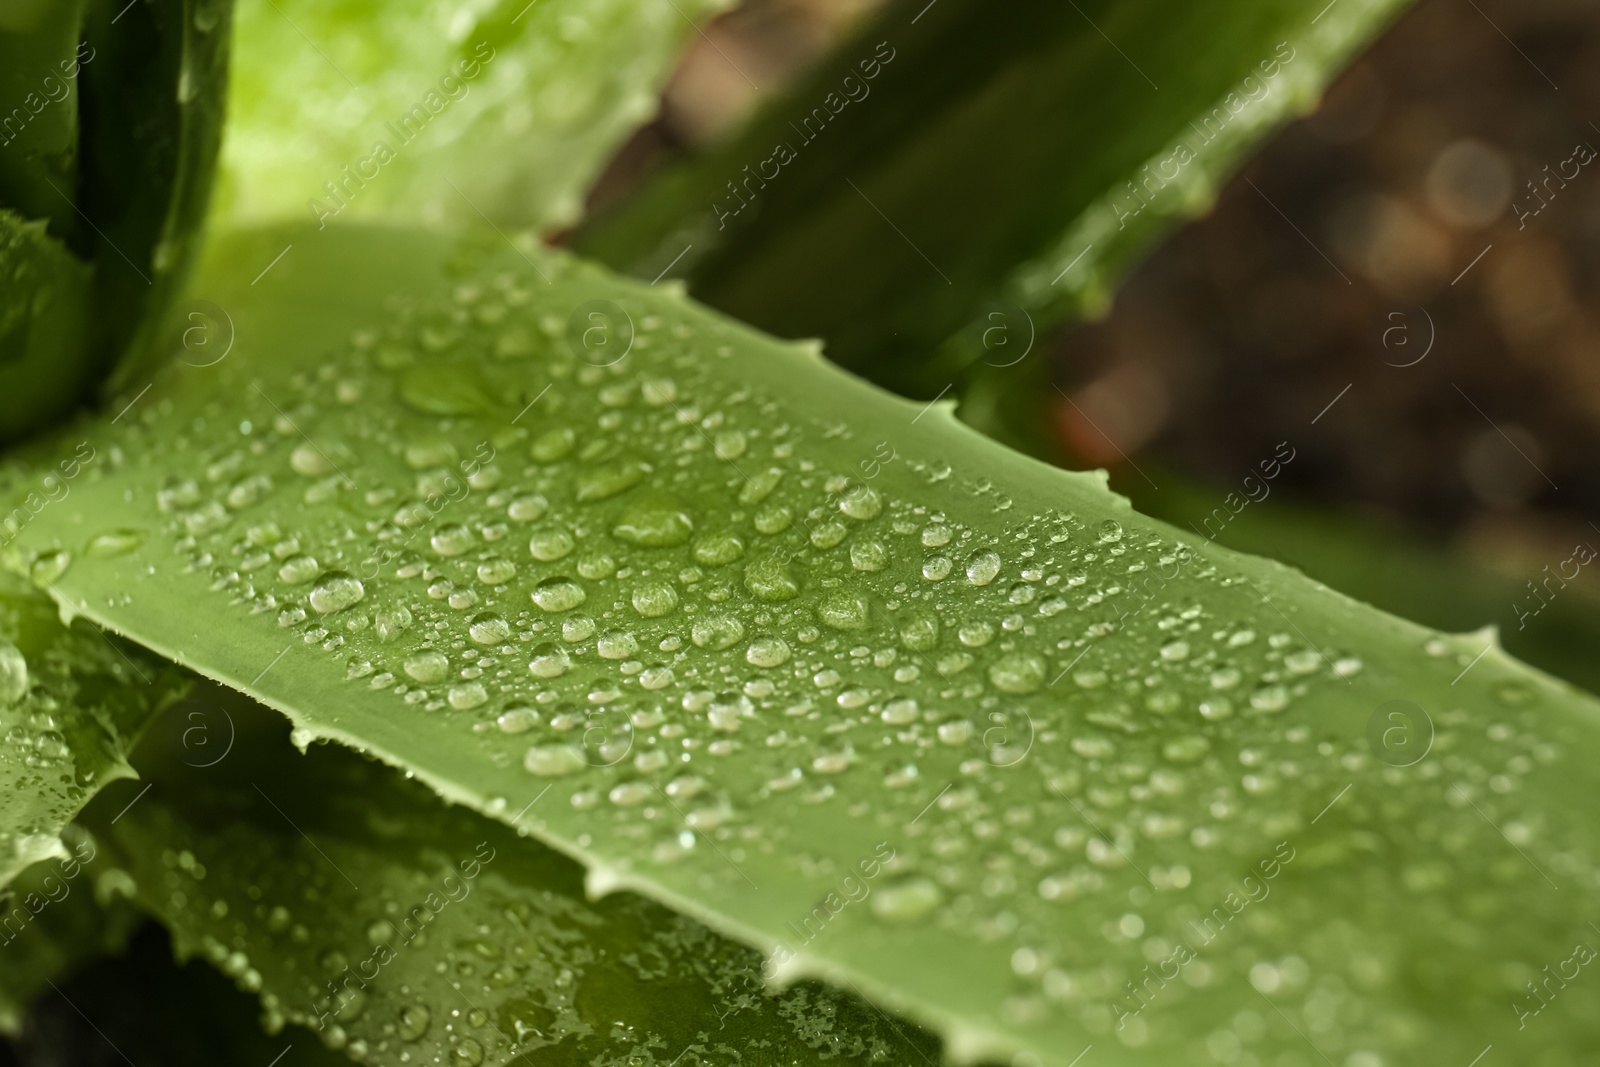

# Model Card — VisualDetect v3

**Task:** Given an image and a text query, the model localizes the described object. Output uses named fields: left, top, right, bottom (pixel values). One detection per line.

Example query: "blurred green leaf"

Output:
left=576, top=0, right=1412, bottom=438
left=10, top=921, right=350, bottom=1066
left=92, top=691, right=939, bottom=1065
left=216, top=0, right=732, bottom=233
left=0, top=825, right=144, bottom=1035
left=0, top=211, right=96, bottom=436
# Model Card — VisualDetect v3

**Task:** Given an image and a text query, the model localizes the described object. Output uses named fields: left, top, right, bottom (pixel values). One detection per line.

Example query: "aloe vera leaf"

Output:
left=0, top=825, right=144, bottom=1034
left=90, top=689, right=942, bottom=1065
left=3, top=224, right=1596, bottom=1064
left=0, top=553, right=186, bottom=889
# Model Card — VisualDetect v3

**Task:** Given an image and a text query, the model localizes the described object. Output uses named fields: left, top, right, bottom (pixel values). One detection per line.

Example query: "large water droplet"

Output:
left=613, top=494, right=693, bottom=547
left=870, top=877, right=942, bottom=922
left=851, top=539, right=888, bottom=571
left=744, top=556, right=799, bottom=602
left=30, top=551, right=71, bottom=586
left=278, top=555, right=319, bottom=584
left=374, top=605, right=412, bottom=642
left=746, top=636, right=791, bottom=668
left=403, top=650, right=449, bottom=684
left=532, top=577, right=586, bottom=612
left=431, top=524, right=474, bottom=557
left=692, top=613, right=745, bottom=650
left=576, top=457, right=647, bottom=501
left=468, top=612, right=511, bottom=645
left=85, top=529, right=147, bottom=558
left=507, top=494, right=548, bottom=522
left=631, top=581, right=678, bottom=617
left=692, top=530, right=744, bottom=566
left=528, top=643, right=569, bottom=678
left=448, top=682, right=488, bottom=710
left=818, top=590, right=869, bottom=631
left=396, top=1004, right=431, bottom=1041
left=965, top=551, right=1001, bottom=586
left=529, top=426, right=575, bottom=463
left=523, top=743, right=586, bottom=776
left=528, top=526, right=575, bottom=562
left=477, top=558, right=517, bottom=585
left=308, top=572, right=365, bottom=614
left=838, top=484, right=882, bottom=521
left=989, top=653, right=1046, bottom=694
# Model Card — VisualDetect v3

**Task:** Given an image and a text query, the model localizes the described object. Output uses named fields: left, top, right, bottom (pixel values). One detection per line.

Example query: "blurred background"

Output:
left=578, top=0, right=1600, bottom=694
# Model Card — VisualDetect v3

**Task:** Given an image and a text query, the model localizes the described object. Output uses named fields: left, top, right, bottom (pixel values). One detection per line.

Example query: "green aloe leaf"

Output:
left=0, top=826, right=145, bottom=1034
left=218, top=0, right=731, bottom=233
left=91, top=690, right=939, bottom=1065
left=0, top=555, right=187, bottom=888
left=0, top=211, right=96, bottom=436
left=5, top=224, right=1598, bottom=1064
left=576, top=0, right=1410, bottom=418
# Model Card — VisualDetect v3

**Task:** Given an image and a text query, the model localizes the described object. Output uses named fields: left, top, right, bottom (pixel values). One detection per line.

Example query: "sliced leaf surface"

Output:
left=219, top=0, right=730, bottom=233
left=6, top=226, right=1599, bottom=1064
left=94, top=691, right=940, bottom=1065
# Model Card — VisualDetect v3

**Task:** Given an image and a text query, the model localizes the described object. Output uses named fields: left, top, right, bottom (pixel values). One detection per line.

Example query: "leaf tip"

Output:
left=583, top=862, right=630, bottom=900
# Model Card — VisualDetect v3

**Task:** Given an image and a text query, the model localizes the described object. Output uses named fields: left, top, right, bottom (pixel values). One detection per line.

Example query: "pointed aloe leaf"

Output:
left=0, top=826, right=145, bottom=1034
left=577, top=0, right=1411, bottom=408
left=92, top=691, right=940, bottom=1065
left=218, top=0, right=730, bottom=233
left=6, top=225, right=1599, bottom=1064
left=0, top=555, right=187, bottom=888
